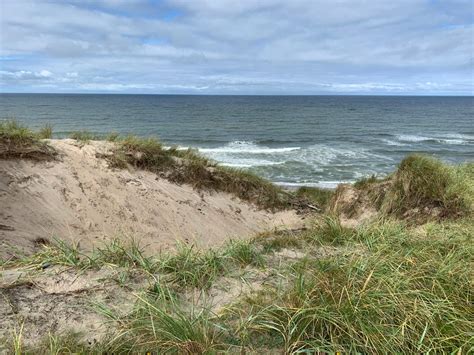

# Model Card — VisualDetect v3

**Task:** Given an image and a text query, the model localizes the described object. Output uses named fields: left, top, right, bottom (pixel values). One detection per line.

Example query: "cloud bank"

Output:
left=0, top=0, right=472, bottom=94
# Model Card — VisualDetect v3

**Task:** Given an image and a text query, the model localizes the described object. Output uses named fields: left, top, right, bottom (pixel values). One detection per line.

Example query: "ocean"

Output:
left=1, top=94, right=473, bottom=188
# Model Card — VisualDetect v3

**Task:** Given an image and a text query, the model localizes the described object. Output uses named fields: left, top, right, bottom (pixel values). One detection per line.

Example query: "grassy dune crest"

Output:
left=233, top=218, right=473, bottom=353
left=0, top=120, right=55, bottom=159
left=107, top=135, right=293, bottom=210
left=384, top=154, right=474, bottom=218
left=332, top=154, right=474, bottom=222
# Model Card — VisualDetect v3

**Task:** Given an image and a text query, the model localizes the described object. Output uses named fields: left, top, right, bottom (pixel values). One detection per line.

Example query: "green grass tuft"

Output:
left=158, top=244, right=225, bottom=289
left=235, top=218, right=474, bottom=353
left=107, top=135, right=293, bottom=210
left=0, top=120, right=56, bottom=160
left=303, top=216, right=354, bottom=245
left=37, top=123, right=53, bottom=139
left=253, top=230, right=302, bottom=253
left=9, top=238, right=91, bottom=270
left=95, top=238, right=157, bottom=273
left=69, top=130, right=98, bottom=143
left=223, top=239, right=264, bottom=267
left=106, top=131, right=120, bottom=142
left=100, top=291, right=225, bottom=353
left=0, top=120, right=37, bottom=143
left=3, top=238, right=157, bottom=274
left=353, top=174, right=380, bottom=189
left=383, top=154, right=473, bottom=219
left=295, top=186, right=334, bottom=210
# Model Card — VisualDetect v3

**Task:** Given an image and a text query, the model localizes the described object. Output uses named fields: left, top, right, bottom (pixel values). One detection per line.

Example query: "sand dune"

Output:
left=0, top=139, right=301, bottom=258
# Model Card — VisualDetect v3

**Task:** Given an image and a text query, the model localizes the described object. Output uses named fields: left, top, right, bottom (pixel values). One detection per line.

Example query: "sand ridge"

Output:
left=0, top=139, right=302, bottom=258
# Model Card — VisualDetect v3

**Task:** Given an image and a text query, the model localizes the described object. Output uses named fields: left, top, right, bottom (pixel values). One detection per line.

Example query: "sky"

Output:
left=0, top=0, right=473, bottom=95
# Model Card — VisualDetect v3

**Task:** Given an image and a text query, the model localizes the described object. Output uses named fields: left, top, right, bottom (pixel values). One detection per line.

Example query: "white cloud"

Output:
left=0, top=0, right=472, bottom=94
left=0, top=69, right=54, bottom=80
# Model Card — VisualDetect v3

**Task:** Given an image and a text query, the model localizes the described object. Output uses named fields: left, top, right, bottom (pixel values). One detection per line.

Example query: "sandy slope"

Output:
left=0, top=139, right=301, bottom=258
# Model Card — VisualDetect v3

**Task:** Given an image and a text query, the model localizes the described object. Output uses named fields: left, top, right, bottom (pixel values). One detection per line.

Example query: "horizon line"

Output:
left=1, top=92, right=473, bottom=97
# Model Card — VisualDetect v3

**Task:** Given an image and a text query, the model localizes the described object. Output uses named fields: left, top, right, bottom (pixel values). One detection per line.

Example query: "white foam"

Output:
left=396, top=134, right=432, bottom=143
left=380, top=138, right=407, bottom=146
left=396, top=133, right=471, bottom=145
left=221, top=160, right=285, bottom=168
left=440, top=138, right=465, bottom=145
left=294, top=144, right=393, bottom=164
left=198, top=141, right=300, bottom=154
left=444, top=133, right=474, bottom=140
left=195, top=141, right=393, bottom=169
left=275, top=181, right=353, bottom=189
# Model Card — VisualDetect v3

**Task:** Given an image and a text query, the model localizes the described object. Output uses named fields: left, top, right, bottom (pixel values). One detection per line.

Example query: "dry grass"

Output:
left=107, top=135, right=294, bottom=210
left=3, top=217, right=473, bottom=353
left=295, top=186, right=334, bottom=210
left=2, top=126, right=472, bottom=353
left=228, top=218, right=474, bottom=353
left=0, top=120, right=56, bottom=160
left=383, top=154, right=474, bottom=219
left=330, top=155, right=474, bottom=222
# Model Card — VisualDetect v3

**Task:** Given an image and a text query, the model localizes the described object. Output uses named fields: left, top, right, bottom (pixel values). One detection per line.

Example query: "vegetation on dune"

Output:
left=3, top=238, right=157, bottom=273
left=158, top=244, right=226, bottom=289
left=107, top=135, right=295, bottom=210
left=2, top=125, right=473, bottom=353
left=0, top=120, right=55, bottom=160
left=228, top=218, right=474, bottom=353
left=3, top=217, right=473, bottom=353
left=0, top=120, right=37, bottom=144
left=295, top=186, right=334, bottom=210
left=69, top=130, right=102, bottom=143
left=9, top=216, right=471, bottom=354
left=353, top=173, right=382, bottom=189
left=3, top=237, right=265, bottom=289
left=384, top=154, right=474, bottom=218
left=336, top=154, right=474, bottom=221
left=96, top=288, right=226, bottom=354
left=37, top=123, right=53, bottom=139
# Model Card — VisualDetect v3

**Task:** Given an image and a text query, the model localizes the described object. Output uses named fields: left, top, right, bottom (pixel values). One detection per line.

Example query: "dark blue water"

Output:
left=1, top=94, right=473, bottom=187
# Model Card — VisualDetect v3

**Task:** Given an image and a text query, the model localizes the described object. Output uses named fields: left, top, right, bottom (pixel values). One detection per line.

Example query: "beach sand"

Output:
left=0, top=139, right=302, bottom=258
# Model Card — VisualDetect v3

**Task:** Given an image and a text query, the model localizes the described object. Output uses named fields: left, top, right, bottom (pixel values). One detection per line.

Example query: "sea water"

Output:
left=1, top=94, right=473, bottom=188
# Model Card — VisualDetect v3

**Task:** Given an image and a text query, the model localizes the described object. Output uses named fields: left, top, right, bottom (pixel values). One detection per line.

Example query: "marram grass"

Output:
left=230, top=218, right=474, bottom=353
left=4, top=217, right=473, bottom=353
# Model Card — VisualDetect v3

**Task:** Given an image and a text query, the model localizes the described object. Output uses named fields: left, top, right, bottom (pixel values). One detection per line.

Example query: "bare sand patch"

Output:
left=0, top=139, right=302, bottom=258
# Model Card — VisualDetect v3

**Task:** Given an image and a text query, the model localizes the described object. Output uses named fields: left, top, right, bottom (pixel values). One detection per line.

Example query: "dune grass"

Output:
left=158, top=240, right=266, bottom=289
left=158, top=244, right=226, bottom=289
left=253, top=229, right=302, bottom=252
left=97, top=289, right=226, bottom=354
left=37, top=123, right=53, bottom=139
left=3, top=238, right=157, bottom=274
left=222, top=239, right=265, bottom=267
left=0, top=120, right=37, bottom=143
left=107, top=135, right=293, bottom=210
left=342, top=155, right=474, bottom=221
left=383, top=154, right=473, bottom=218
left=303, top=215, right=354, bottom=245
left=295, top=186, right=334, bottom=210
left=94, top=238, right=157, bottom=273
left=228, top=218, right=474, bottom=353
left=69, top=130, right=101, bottom=143
left=0, top=120, right=56, bottom=160
left=3, top=216, right=472, bottom=353
left=353, top=174, right=382, bottom=189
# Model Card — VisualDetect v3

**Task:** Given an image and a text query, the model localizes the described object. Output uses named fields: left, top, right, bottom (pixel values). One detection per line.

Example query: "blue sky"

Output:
left=0, top=0, right=472, bottom=95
